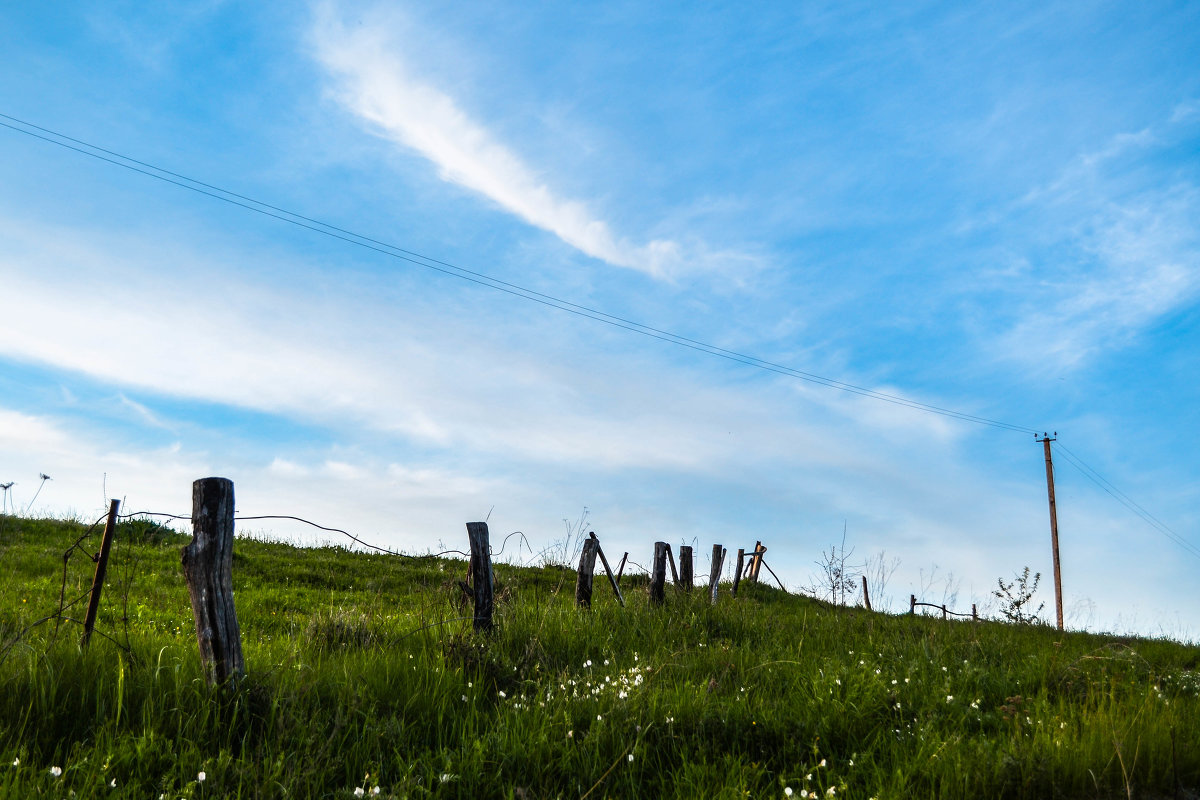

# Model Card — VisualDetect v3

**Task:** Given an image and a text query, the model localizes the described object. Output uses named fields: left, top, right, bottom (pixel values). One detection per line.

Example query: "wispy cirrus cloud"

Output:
left=308, top=5, right=752, bottom=281
left=993, top=111, right=1200, bottom=370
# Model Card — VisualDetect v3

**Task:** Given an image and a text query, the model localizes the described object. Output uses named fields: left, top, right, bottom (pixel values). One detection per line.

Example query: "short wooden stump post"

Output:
left=649, top=542, right=668, bottom=605
left=708, top=544, right=726, bottom=605
left=576, top=536, right=599, bottom=608
left=182, top=477, right=244, bottom=685
left=678, top=545, right=694, bottom=591
left=466, top=522, right=495, bottom=632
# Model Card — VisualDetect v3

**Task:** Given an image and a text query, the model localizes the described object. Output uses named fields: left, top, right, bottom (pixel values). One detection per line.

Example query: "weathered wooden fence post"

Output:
left=861, top=575, right=872, bottom=612
left=941, top=604, right=948, bottom=620
left=466, top=522, right=494, bottom=632
left=576, top=536, right=599, bottom=608
left=590, top=533, right=625, bottom=607
left=910, top=594, right=917, bottom=615
left=649, top=542, right=668, bottom=605
left=81, top=498, right=120, bottom=647
left=750, top=542, right=766, bottom=583
left=708, top=544, right=726, bottom=605
left=972, top=603, right=978, bottom=621
left=732, top=548, right=745, bottom=597
left=665, top=545, right=680, bottom=587
left=678, top=545, right=693, bottom=591
left=615, top=552, right=628, bottom=585
left=181, top=478, right=244, bottom=685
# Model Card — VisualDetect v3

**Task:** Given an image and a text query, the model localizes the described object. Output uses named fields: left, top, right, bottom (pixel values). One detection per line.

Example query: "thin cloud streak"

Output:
left=310, top=5, right=728, bottom=280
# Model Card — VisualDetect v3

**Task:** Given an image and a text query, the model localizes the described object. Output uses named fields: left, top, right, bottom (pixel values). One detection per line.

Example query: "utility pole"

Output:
left=1038, top=433, right=1064, bottom=631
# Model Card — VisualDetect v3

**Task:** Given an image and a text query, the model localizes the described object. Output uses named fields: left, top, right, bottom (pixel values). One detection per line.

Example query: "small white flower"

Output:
left=371, top=788, right=381, bottom=796
left=354, top=788, right=365, bottom=798
left=110, top=778, right=117, bottom=788
left=801, top=791, right=810, bottom=799
left=806, top=773, right=812, bottom=781
left=11, top=758, right=18, bottom=766
left=627, top=754, right=634, bottom=762
left=819, top=759, right=826, bottom=767
left=50, top=766, right=63, bottom=778
left=567, top=730, right=574, bottom=738
left=461, top=695, right=468, bottom=702
left=947, top=695, right=954, bottom=703
left=785, top=788, right=794, bottom=797
left=826, top=787, right=837, bottom=797
left=596, top=714, right=603, bottom=721
left=198, top=771, right=206, bottom=782
left=499, top=690, right=507, bottom=698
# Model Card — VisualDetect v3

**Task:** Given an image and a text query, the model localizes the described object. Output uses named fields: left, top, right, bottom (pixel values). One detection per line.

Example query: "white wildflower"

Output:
left=50, top=766, right=63, bottom=778
left=784, top=788, right=793, bottom=797
left=354, top=788, right=365, bottom=798
left=946, top=695, right=954, bottom=703
left=11, top=758, right=18, bottom=766
left=627, top=754, right=634, bottom=762
left=826, top=787, right=837, bottom=797
left=198, top=771, right=206, bottom=783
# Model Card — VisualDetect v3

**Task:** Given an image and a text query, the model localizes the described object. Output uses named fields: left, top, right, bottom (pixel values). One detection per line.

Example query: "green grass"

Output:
left=1, top=514, right=1197, bottom=799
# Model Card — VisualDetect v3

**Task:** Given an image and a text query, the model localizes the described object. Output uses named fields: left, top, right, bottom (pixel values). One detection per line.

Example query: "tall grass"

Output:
left=1, top=515, right=1197, bottom=798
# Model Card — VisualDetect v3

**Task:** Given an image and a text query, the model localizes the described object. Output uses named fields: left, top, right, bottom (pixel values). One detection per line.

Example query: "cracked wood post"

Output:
left=649, top=542, right=667, bottom=606
left=575, top=535, right=599, bottom=608
left=708, top=544, right=726, bottom=605
left=466, top=522, right=494, bottom=632
left=590, top=533, right=625, bottom=608
left=910, top=594, right=917, bottom=615
left=182, top=478, right=244, bottom=685
left=678, top=545, right=693, bottom=591
left=731, top=548, right=745, bottom=597
left=81, top=498, right=120, bottom=648
left=861, top=575, right=872, bottom=612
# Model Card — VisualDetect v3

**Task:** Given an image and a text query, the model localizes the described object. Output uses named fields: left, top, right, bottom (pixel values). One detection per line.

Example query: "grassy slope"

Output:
left=0, top=515, right=1197, bottom=799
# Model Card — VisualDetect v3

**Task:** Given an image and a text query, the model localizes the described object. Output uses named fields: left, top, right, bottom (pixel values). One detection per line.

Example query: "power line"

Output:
left=1054, top=439, right=1200, bottom=562
left=0, top=111, right=1038, bottom=435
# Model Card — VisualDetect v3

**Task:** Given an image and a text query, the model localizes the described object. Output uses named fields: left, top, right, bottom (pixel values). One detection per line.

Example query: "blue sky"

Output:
left=2, top=1, right=1198, bottom=638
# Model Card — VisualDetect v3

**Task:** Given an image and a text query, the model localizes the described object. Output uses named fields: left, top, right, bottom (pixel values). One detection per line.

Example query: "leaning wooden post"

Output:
left=665, top=545, right=680, bottom=587
left=590, top=533, right=625, bottom=608
left=615, top=552, right=628, bottom=585
left=466, top=522, right=494, bottom=632
left=861, top=575, right=872, bottom=612
left=81, top=498, right=120, bottom=647
left=575, top=536, right=599, bottom=608
left=678, top=546, right=694, bottom=591
left=708, top=544, right=726, bottom=605
left=731, top=548, right=745, bottom=597
left=972, top=603, right=978, bottom=621
left=181, top=478, right=244, bottom=685
left=910, top=594, right=916, bottom=615
left=649, top=542, right=668, bottom=605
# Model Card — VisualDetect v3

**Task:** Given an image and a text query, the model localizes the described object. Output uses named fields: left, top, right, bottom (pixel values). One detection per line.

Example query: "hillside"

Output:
left=1, top=514, right=1197, bottom=799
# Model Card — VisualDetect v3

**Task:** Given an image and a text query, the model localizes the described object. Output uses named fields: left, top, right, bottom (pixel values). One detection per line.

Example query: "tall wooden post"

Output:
left=576, top=536, right=599, bottom=608
left=649, top=542, right=668, bottom=605
left=466, top=522, right=494, bottom=631
left=678, top=546, right=694, bottom=591
left=909, top=594, right=916, bottom=615
left=861, top=575, right=872, bottom=612
left=708, top=544, right=726, bottom=605
left=1039, top=434, right=1064, bottom=631
left=731, top=548, right=745, bottom=597
left=182, top=478, right=244, bottom=685
left=81, top=499, right=120, bottom=647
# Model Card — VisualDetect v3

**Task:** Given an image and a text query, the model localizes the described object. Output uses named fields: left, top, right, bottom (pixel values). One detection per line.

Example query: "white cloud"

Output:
left=309, top=4, right=736, bottom=280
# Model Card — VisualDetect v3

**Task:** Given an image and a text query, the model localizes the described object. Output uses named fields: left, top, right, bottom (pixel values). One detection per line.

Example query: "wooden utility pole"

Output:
left=1038, top=433, right=1064, bottom=631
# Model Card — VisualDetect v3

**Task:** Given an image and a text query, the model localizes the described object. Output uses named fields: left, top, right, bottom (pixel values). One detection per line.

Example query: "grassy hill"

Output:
left=1, top=514, right=1197, bottom=799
